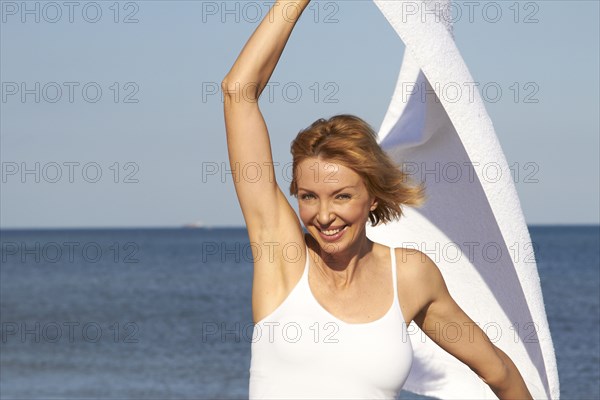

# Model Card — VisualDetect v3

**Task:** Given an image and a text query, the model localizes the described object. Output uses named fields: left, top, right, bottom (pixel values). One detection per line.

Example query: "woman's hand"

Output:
left=222, top=0, right=310, bottom=102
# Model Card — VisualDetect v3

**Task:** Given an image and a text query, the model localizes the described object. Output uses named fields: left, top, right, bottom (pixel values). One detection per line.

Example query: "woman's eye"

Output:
left=300, top=193, right=315, bottom=200
left=336, top=194, right=351, bottom=200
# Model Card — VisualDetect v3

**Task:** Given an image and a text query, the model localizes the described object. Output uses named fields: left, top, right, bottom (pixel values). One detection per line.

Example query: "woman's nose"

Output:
left=316, top=202, right=334, bottom=225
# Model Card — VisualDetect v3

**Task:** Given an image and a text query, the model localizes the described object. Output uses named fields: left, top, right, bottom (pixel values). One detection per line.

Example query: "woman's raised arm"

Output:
left=221, top=1, right=310, bottom=235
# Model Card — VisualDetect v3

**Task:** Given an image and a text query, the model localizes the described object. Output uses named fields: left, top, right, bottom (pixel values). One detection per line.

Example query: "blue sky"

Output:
left=1, top=0, right=598, bottom=228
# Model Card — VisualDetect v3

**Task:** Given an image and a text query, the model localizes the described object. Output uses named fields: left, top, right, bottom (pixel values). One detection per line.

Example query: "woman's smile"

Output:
left=317, top=225, right=349, bottom=241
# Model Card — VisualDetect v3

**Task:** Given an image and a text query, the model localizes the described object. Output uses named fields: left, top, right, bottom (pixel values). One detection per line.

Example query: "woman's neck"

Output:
left=311, top=235, right=374, bottom=290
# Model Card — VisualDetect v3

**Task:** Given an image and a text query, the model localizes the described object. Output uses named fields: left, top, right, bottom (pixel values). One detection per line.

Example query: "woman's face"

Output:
left=296, top=157, right=377, bottom=254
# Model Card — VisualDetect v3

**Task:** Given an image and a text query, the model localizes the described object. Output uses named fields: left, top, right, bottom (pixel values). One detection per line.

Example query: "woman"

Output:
left=221, top=1, right=533, bottom=398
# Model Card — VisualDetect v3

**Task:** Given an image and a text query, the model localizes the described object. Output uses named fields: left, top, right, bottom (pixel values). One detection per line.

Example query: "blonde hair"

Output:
left=289, top=114, right=426, bottom=226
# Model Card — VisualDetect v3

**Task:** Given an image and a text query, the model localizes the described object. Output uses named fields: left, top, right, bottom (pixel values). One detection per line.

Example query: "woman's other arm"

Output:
left=408, top=252, right=534, bottom=399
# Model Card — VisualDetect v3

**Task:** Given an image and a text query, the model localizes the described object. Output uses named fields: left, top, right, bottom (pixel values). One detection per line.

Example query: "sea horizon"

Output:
left=1, top=225, right=598, bottom=398
left=1, top=223, right=599, bottom=232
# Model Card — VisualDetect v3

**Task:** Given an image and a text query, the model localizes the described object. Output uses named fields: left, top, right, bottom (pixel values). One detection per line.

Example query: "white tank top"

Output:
left=249, top=245, right=413, bottom=399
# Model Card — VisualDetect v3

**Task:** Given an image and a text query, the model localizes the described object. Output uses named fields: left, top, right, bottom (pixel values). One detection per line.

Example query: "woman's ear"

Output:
left=370, top=198, right=379, bottom=211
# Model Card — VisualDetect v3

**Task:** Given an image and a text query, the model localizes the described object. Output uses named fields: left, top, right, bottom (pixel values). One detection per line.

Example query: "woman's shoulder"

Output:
left=370, top=242, right=434, bottom=266
left=389, top=246, right=446, bottom=290
left=388, top=245, right=449, bottom=320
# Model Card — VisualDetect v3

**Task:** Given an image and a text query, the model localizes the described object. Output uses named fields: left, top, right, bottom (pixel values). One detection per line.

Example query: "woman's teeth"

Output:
left=321, top=226, right=347, bottom=236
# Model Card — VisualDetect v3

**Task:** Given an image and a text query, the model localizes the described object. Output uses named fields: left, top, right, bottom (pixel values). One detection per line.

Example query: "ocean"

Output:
left=1, top=226, right=598, bottom=399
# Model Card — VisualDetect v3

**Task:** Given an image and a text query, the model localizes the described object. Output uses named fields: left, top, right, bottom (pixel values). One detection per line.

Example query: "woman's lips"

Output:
left=317, top=225, right=348, bottom=242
